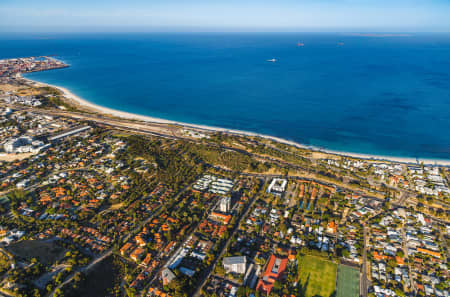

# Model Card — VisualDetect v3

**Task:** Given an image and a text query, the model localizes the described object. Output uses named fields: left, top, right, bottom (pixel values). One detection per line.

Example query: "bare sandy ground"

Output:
left=0, top=152, right=35, bottom=162
left=0, top=84, right=21, bottom=92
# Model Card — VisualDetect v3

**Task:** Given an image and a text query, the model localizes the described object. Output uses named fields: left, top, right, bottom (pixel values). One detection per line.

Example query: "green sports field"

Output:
left=336, top=264, right=360, bottom=297
left=297, top=255, right=337, bottom=297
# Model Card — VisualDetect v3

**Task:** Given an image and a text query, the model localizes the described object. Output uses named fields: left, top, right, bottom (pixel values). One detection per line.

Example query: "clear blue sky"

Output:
left=1, top=0, right=450, bottom=32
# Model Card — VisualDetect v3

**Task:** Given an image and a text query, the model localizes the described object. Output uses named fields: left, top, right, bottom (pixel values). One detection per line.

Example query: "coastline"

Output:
left=22, top=75, right=450, bottom=166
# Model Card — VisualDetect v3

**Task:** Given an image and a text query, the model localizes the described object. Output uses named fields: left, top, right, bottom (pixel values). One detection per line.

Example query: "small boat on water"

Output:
left=267, top=58, right=277, bottom=62
left=297, top=42, right=305, bottom=47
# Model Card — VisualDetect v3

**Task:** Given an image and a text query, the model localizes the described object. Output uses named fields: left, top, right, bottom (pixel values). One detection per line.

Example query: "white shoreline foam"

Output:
left=22, top=76, right=450, bottom=166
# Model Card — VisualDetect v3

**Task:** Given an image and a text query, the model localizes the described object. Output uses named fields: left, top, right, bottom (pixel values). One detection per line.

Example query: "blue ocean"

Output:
left=1, top=33, right=449, bottom=159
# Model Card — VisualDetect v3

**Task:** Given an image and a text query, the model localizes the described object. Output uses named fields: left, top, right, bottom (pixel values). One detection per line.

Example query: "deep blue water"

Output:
left=1, top=33, right=449, bottom=159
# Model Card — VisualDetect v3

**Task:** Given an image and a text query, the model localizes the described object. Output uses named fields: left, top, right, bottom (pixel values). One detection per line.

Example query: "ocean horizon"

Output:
left=1, top=32, right=449, bottom=160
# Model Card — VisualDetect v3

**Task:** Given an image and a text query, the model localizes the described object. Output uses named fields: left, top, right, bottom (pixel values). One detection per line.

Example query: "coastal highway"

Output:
left=7, top=103, right=403, bottom=203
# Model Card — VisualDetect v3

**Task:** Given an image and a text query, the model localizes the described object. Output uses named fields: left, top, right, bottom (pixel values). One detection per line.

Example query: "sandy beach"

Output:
left=22, top=76, right=450, bottom=166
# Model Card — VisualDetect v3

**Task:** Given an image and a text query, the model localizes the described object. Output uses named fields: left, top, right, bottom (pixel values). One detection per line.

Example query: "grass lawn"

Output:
left=297, top=255, right=337, bottom=297
left=336, top=264, right=360, bottom=297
